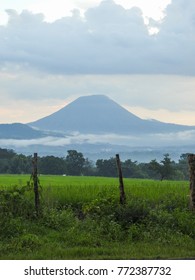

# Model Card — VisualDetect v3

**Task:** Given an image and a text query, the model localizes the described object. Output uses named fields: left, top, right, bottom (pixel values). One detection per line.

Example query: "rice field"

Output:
left=0, top=174, right=189, bottom=201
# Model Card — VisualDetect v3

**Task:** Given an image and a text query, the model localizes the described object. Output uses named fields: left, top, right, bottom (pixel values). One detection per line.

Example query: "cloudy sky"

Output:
left=0, top=0, right=195, bottom=125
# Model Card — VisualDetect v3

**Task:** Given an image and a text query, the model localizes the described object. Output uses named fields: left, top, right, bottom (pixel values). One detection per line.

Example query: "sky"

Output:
left=0, top=0, right=195, bottom=126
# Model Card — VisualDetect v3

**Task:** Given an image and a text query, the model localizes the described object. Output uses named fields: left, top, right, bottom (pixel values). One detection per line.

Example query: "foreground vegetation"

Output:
left=0, top=175, right=195, bottom=260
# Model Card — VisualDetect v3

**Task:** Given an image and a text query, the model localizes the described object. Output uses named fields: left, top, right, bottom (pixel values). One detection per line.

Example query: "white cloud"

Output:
left=0, top=0, right=194, bottom=75
left=0, top=0, right=170, bottom=25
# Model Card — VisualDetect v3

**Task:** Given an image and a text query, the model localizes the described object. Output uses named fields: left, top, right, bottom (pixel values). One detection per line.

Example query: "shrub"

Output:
left=0, top=216, right=25, bottom=239
left=82, top=193, right=118, bottom=219
left=12, top=234, right=42, bottom=251
left=0, top=186, right=34, bottom=218
left=41, top=208, right=76, bottom=230
left=114, top=198, right=150, bottom=228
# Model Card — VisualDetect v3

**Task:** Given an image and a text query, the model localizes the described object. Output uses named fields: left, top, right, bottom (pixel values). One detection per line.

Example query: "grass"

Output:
left=0, top=174, right=188, bottom=203
left=0, top=174, right=194, bottom=260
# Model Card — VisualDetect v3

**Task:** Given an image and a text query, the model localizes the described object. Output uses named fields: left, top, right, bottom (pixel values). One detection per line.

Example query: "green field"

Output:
left=0, top=174, right=195, bottom=260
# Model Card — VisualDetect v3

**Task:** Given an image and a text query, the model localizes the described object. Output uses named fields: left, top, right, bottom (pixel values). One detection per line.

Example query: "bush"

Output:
left=0, top=186, right=34, bottom=218
left=12, top=234, right=42, bottom=251
left=114, top=198, right=150, bottom=228
left=0, top=216, right=25, bottom=239
left=41, top=208, right=76, bottom=230
left=82, top=193, right=118, bottom=219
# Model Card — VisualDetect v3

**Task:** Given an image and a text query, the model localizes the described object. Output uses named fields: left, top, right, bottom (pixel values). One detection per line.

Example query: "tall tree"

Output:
left=177, top=153, right=189, bottom=180
left=149, top=154, right=175, bottom=180
left=65, top=150, right=85, bottom=175
left=160, top=153, right=175, bottom=180
left=39, top=156, right=66, bottom=175
left=122, top=159, right=144, bottom=178
left=96, top=157, right=117, bottom=177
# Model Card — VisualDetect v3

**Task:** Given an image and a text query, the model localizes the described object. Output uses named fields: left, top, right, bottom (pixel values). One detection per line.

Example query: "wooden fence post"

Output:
left=32, top=152, right=40, bottom=216
left=188, top=154, right=195, bottom=210
left=116, top=154, right=126, bottom=204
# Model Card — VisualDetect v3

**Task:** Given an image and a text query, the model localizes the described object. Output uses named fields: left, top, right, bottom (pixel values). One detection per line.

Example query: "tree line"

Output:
left=0, top=147, right=190, bottom=180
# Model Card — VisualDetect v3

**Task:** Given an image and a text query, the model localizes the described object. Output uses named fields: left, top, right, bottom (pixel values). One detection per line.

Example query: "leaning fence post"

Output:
left=32, top=152, right=40, bottom=216
left=188, top=154, right=195, bottom=210
left=116, top=154, right=126, bottom=204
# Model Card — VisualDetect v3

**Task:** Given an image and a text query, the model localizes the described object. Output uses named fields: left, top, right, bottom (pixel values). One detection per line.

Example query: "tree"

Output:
left=9, top=154, right=32, bottom=174
left=122, top=159, right=144, bottom=178
left=0, top=148, right=16, bottom=173
left=39, top=156, right=66, bottom=175
left=177, top=153, right=189, bottom=180
left=0, top=148, right=16, bottom=159
left=148, top=159, right=162, bottom=179
left=65, top=150, right=85, bottom=175
left=148, top=154, right=175, bottom=180
left=96, top=157, right=117, bottom=177
left=82, top=158, right=96, bottom=176
left=160, top=153, right=175, bottom=180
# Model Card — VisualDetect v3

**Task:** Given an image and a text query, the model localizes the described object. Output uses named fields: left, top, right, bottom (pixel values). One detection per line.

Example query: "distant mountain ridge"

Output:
left=29, top=95, right=195, bottom=134
left=0, top=123, right=44, bottom=139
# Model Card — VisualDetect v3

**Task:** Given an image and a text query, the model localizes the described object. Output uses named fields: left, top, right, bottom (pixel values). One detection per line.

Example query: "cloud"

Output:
left=155, top=0, right=195, bottom=75
left=0, top=0, right=194, bottom=75
left=160, top=0, right=195, bottom=34
left=1, top=129, right=195, bottom=149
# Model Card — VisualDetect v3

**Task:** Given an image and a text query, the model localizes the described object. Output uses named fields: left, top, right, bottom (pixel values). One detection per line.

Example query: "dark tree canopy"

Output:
left=65, top=150, right=85, bottom=175
left=0, top=147, right=190, bottom=180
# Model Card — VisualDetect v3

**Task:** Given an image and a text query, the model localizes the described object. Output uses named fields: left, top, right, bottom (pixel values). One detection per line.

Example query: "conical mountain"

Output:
left=29, top=95, right=195, bottom=134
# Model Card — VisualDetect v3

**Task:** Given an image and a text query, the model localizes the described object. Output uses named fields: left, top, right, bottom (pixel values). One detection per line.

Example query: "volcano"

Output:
left=29, top=95, right=195, bottom=135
